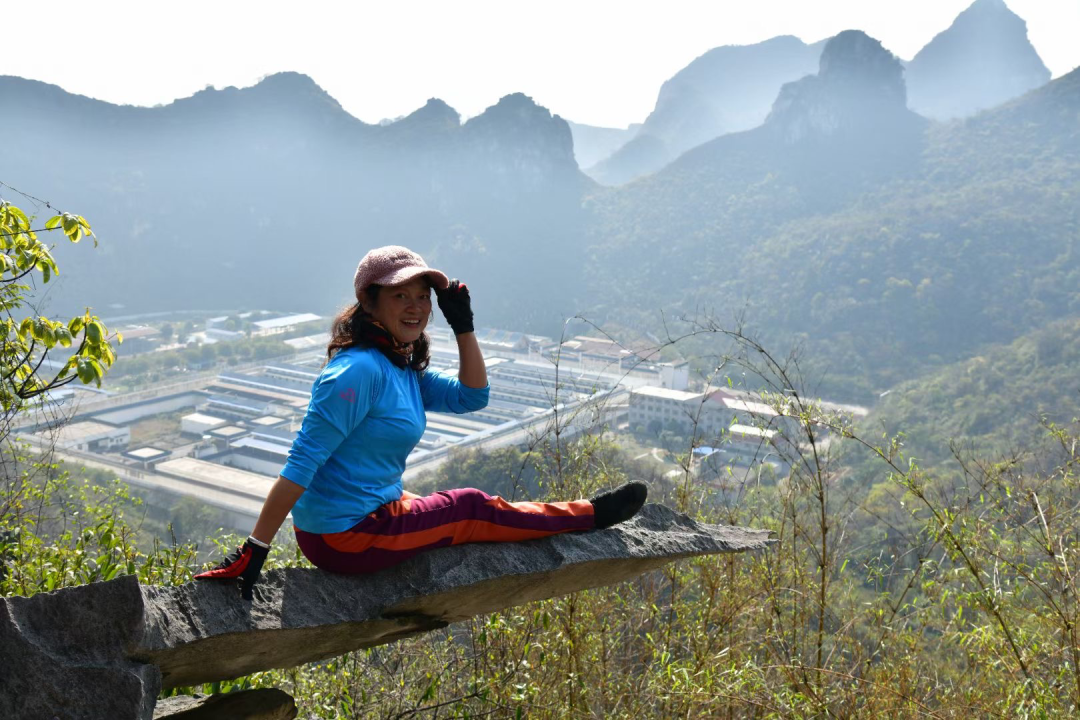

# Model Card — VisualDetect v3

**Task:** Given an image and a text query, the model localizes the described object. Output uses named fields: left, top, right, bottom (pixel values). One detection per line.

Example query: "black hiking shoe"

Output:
left=590, top=481, right=648, bottom=529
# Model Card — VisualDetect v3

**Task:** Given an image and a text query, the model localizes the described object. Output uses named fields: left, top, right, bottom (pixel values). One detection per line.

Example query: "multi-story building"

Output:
left=629, top=386, right=787, bottom=442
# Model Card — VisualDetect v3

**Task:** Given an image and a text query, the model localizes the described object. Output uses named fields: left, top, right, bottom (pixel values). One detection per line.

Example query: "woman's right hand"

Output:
left=194, top=538, right=269, bottom=600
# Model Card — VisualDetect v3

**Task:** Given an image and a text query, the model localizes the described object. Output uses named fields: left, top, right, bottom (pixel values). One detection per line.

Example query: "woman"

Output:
left=196, top=245, right=647, bottom=599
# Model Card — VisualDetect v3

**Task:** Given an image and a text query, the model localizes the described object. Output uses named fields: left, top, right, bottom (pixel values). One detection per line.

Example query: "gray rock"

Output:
left=153, top=689, right=296, bottom=719
left=0, top=573, right=161, bottom=720
left=0, top=504, right=770, bottom=719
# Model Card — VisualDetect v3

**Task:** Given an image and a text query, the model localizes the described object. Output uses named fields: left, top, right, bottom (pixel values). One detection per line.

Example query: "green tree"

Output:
left=0, top=195, right=120, bottom=433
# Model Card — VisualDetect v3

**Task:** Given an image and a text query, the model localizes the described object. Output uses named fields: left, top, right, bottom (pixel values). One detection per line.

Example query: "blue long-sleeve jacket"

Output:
left=281, top=346, right=489, bottom=533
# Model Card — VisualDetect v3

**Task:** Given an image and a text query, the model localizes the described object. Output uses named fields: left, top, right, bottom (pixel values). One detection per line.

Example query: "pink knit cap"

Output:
left=353, top=245, right=449, bottom=300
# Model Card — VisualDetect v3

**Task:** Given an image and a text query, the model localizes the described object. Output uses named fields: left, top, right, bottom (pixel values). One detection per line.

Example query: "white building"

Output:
left=49, top=420, right=130, bottom=452
left=628, top=386, right=704, bottom=434
left=251, top=313, right=322, bottom=337
left=123, top=446, right=171, bottom=468
left=629, top=386, right=787, bottom=441
left=181, top=412, right=228, bottom=436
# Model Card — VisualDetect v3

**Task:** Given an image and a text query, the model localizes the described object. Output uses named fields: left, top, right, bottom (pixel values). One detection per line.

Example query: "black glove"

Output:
left=435, top=279, right=474, bottom=335
left=194, top=538, right=269, bottom=601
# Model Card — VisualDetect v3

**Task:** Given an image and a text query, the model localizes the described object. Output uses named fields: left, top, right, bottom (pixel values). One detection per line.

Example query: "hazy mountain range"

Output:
left=0, top=75, right=590, bottom=329
left=1, top=0, right=1076, bottom=406
left=586, top=26, right=1077, bottom=396
left=576, top=0, right=1051, bottom=185
left=906, top=0, right=1050, bottom=120
left=587, top=35, right=824, bottom=186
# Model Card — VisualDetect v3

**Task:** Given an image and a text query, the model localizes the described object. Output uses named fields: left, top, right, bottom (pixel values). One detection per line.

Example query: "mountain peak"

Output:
left=490, top=92, right=550, bottom=115
left=818, top=30, right=906, bottom=106
left=585, top=34, right=822, bottom=186
left=906, top=0, right=1050, bottom=119
left=462, top=94, right=579, bottom=188
left=966, top=0, right=1011, bottom=15
left=951, top=0, right=1030, bottom=33
left=404, top=98, right=461, bottom=125
left=467, top=93, right=563, bottom=131
left=173, top=71, right=345, bottom=120
left=765, top=30, right=913, bottom=143
left=254, top=71, right=322, bottom=91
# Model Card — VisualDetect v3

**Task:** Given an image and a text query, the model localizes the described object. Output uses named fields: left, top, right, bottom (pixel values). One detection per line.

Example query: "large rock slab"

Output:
left=153, top=689, right=296, bottom=719
left=0, top=576, right=161, bottom=720
left=0, top=504, right=770, bottom=719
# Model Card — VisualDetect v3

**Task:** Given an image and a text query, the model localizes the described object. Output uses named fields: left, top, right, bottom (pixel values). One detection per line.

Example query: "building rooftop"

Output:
left=155, top=458, right=274, bottom=501
left=210, top=425, right=249, bottom=438
left=561, top=336, right=663, bottom=363
left=253, top=313, right=321, bottom=331
left=263, top=363, right=321, bottom=379
left=474, top=328, right=527, bottom=349
left=632, top=386, right=702, bottom=402
left=231, top=437, right=291, bottom=457
left=283, top=333, right=330, bottom=350
left=208, top=383, right=309, bottom=407
left=251, top=426, right=296, bottom=443
left=249, top=415, right=287, bottom=427
left=216, top=372, right=311, bottom=398
left=182, top=412, right=228, bottom=427
left=728, top=424, right=777, bottom=440
left=125, top=446, right=170, bottom=460
left=114, top=325, right=161, bottom=340
left=205, top=394, right=272, bottom=413
left=708, top=391, right=778, bottom=418
left=51, top=420, right=125, bottom=442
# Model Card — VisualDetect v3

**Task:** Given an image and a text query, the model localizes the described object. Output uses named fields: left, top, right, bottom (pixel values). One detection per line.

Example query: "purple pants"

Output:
left=295, top=487, right=596, bottom=574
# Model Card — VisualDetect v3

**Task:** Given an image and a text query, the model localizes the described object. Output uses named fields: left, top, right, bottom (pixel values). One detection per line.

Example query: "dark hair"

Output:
left=325, top=284, right=431, bottom=371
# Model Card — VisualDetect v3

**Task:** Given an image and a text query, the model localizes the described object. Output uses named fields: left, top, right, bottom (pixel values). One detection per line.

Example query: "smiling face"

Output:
left=363, top=276, right=432, bottom=344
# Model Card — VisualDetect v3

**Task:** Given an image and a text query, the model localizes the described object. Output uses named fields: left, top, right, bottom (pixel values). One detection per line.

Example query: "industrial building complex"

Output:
left=19, top=320, right=693, bottom=528
left=19, top=314, right=865, bottom=529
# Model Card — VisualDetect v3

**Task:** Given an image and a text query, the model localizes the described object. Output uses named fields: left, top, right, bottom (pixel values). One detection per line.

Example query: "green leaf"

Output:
left=76, top=358, right=96, bottom=384
left=7, top=206, right=29, bottom=230
left=54, top=327, right=73, bottom=348
left=45, top=215, right=62, bottom=231
left=86, top=321, right=103, bottom=343
left=69, top=316, right=85, bottom=335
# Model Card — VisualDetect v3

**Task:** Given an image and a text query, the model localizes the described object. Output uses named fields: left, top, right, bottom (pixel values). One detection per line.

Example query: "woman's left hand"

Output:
left=435, top=279, right=474, bottom=335
left=194, top=538, right=269, bottom=601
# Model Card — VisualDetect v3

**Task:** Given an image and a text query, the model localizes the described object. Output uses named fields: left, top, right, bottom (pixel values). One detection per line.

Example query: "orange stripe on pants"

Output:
left=295, top=487, right=595, bottom=575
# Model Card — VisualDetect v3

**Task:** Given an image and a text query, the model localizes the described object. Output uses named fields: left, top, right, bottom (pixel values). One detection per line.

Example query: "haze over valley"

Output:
left=6, top=1, right=1080, bottom=716
left=2, top=0, right=1074, bottom=410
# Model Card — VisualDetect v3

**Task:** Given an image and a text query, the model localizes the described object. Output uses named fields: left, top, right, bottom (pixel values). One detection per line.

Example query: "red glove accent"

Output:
left=194, top=545, right=252, bottom=579
left=195, top=540, right=268, bottom=600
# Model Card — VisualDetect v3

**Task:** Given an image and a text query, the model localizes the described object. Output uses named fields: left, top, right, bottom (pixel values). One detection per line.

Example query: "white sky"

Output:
left=6, top=0, right=1079, bottom=128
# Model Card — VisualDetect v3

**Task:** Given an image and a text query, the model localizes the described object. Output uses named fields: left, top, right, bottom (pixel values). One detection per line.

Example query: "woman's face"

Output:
left=365, top=277, right=432, bottom=343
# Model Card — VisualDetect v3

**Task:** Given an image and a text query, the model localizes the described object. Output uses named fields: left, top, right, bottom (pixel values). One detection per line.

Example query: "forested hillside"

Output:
left=865, top=317, right=1080, bottom=463
left=586, top=37, right=1079, bottom=399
